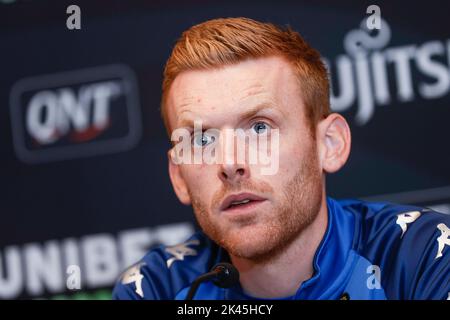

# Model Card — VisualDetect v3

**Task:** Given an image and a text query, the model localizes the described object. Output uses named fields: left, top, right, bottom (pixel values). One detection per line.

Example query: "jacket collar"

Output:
left=224, top=197, right=356, bottom=300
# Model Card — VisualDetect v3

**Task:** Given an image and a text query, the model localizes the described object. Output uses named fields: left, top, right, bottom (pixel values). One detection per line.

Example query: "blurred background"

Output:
left=1, top=0, right=450, bottom=299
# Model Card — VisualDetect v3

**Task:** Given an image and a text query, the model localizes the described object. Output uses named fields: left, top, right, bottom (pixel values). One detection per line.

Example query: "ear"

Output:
left=316, top=113, right=351, bottom=174
left=168, top=149, right=192, bottom=205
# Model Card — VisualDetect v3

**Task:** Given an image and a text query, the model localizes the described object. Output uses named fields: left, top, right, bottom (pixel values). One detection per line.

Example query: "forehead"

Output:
left=166, top=56, right=304, bottom=128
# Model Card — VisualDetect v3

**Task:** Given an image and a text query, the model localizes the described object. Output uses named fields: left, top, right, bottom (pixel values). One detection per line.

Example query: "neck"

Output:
left=230, top=195, right=328, bottom=299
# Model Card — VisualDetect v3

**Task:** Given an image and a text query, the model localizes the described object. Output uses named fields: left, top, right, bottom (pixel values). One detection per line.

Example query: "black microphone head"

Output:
left=211, top=262, right=240, bottom=288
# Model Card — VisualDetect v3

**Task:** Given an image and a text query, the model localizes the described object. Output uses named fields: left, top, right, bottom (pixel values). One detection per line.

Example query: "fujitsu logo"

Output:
left=326, top=18, right=450, bottom=125
left=10, top=65, right=142, bottom=163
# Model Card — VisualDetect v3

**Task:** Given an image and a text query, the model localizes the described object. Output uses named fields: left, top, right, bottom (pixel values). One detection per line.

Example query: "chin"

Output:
left=217, top=224, right=280, bottom=260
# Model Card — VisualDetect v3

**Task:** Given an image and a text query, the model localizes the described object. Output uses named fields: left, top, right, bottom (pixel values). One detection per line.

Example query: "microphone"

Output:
left=186, top=262, right=239, bottom=300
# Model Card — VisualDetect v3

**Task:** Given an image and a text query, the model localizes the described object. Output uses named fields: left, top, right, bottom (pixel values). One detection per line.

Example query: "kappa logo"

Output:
left=121, top=262, right=146, bottom=298
left=166, top=240, right=200, bottom=268
left=9, top=64, right=141, bottom=163
left=396, top=211, right=421, bottom=238
left=435, top=223, right=450, bottom=259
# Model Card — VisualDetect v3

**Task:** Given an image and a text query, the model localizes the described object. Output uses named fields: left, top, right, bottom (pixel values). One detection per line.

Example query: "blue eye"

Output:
left=252, top=122, right=270, bottom=134
left=192, top=132, right=216, bottom=147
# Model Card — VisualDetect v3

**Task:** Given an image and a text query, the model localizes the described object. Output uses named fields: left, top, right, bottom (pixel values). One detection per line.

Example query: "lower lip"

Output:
left=222, top=200, right=267, bottom=216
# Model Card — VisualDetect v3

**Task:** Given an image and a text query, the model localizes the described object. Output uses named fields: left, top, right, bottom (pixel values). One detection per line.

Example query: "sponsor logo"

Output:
left=436, top=223, right=450, bottom=259
left=0, top=222, right=193, bottom=299
left=121, top=262, right=145, bottom=298
left=326, top=18, right=450, bottom=125
left=396, top=211, right=421, bottom=238
left=9, top=64, right=142, bottom=163
left=166, top=239, right=200, bottom=268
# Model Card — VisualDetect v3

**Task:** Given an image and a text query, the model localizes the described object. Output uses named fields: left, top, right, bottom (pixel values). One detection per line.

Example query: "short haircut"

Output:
left=161, top=17, right=331, bottom=134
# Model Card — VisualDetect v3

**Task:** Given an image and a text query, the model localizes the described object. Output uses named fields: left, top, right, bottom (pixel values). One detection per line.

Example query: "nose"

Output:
left=217, top=129, right=250, bottom=184
left=219, top=163, right=249, bottom=184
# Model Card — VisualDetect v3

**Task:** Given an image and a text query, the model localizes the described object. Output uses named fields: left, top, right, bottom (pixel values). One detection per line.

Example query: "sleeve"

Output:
left=112, top=250, right=175, bottom=300
left=411, top=219, right=450, bottom=300
left=386, top=209, right=450, bottom=300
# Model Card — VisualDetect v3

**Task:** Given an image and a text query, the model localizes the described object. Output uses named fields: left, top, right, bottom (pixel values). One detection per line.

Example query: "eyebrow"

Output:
left=177, top=101, right=280, bottom=129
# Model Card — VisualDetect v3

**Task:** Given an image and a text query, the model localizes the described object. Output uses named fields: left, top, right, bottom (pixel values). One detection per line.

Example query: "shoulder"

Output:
left=338, top=198, right=446, bottom=242
left=339, top=198, right=450, bottom=299
left=112, top=231, right=222, bottom=300
left=341, top=198, right=450, bottom=257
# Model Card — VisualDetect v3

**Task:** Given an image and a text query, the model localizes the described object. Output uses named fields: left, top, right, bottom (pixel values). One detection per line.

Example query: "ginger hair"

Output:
left=161, top=17, right=330, bottom=134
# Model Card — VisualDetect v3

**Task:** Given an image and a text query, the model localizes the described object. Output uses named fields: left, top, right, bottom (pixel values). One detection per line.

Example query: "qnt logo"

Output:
left=9, top=65, right=142, bottom=163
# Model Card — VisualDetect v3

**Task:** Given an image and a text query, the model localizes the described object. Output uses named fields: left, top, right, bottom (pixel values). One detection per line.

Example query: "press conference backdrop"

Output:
left=1, top=0, right=450, bottom=299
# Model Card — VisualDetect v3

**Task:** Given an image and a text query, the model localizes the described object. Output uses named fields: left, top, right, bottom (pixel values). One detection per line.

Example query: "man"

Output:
left=113, top=17, right=450, bottom=300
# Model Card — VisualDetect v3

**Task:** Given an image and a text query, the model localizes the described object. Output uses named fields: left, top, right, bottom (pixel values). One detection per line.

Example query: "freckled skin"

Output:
left=166, top=56, right=324, bottom=262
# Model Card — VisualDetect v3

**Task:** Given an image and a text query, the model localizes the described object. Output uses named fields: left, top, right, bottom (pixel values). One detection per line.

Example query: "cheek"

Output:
left=278, top=136, right=303, bottom=171
left=182, top=165, right=217, bottom=196
left=274, top=133, right=317, bottom=179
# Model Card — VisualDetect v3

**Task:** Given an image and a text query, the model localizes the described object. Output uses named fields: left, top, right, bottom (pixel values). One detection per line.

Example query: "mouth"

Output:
left=220, top=192, right=267, bottom=214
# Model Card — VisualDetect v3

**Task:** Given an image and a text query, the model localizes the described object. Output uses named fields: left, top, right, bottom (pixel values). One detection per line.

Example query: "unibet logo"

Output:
left=10, top=65, right=141, bottom=163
